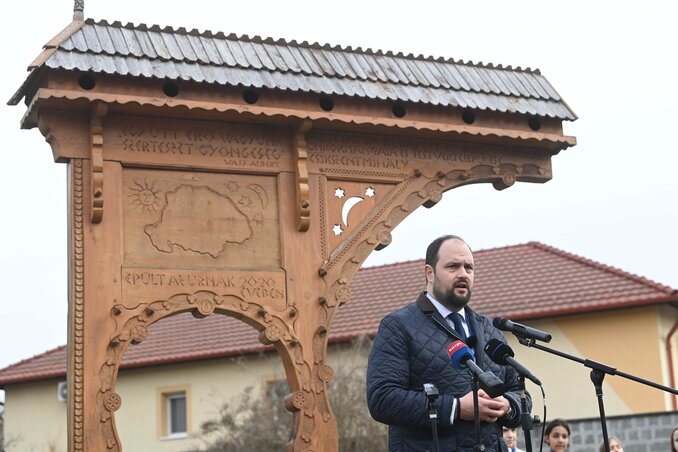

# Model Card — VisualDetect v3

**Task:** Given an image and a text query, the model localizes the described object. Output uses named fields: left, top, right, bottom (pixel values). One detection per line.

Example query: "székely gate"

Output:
left=10, top=9, right=576, bottom=452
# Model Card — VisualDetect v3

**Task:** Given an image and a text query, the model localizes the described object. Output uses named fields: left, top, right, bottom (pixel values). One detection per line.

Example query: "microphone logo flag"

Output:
left=447, top=340, right=466, bottom=357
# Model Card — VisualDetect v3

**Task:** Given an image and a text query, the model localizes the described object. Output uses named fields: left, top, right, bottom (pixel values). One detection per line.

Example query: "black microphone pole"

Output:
left=591, top=369, right=611, bottom=452
left=471, top=373, right=484, bottom=452
left=423, top=383, right=440, bottom=452
left=517, top=375, right=533, bottom=452
left=517, top=335, right=678, bottom=452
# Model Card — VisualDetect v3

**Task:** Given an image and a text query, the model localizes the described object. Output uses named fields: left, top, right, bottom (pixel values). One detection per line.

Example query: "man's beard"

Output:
left=432, top=281, right=471, bottom=311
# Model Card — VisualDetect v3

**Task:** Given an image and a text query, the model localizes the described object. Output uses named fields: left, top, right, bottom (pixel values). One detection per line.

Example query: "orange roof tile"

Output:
left=1, top=242, right=675, bottom=386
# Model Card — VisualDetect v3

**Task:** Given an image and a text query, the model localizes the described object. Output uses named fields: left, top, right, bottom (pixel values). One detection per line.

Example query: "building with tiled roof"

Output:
left=1, top=242, right=677, bottom=451
left=2, top=242, right=675, bottom=385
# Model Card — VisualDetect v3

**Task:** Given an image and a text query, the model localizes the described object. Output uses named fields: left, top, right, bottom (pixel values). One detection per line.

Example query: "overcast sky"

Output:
left=1, top=0, right=676, bottom=374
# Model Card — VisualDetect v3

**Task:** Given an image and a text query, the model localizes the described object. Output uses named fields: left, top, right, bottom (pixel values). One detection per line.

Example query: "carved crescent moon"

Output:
left=247, top=184, right=268, bottom=208
left=341, top=196, right=364, bottom=226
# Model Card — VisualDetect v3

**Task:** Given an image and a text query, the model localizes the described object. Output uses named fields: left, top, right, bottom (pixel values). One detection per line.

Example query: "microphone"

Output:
left=493, top=317, right=552, bottom=343
left=484, top=339, right=542, bottom=386
left=447, top=340, right=505, bottom=398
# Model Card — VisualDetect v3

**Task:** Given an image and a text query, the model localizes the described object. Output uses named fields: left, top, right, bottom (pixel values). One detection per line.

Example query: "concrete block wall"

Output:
left=517, top=411, right=678, bottom=452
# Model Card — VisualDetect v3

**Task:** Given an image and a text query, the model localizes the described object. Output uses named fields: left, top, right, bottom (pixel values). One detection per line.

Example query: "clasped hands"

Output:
left=458, top=389, right=510, bottom=423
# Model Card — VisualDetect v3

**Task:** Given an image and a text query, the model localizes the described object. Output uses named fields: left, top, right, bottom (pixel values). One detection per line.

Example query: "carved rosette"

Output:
left=188, top=293, right=221, bottom=318
left=129, top=325, right=148, bottom=344
left=334, top=286, right=351, bottom=306
left=317, top=364, right=334, bottom=383
left=103, top=391, right=122, bottom=412
left=375, top=229, right=392, bottom=251
left=422, top=188, right=443, bottom=208
left=285, top=391, right=308, bottom=411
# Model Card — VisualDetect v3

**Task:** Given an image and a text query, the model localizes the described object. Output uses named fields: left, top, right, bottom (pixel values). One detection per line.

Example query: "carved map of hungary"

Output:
left=145, top=185, right=253, bottom=258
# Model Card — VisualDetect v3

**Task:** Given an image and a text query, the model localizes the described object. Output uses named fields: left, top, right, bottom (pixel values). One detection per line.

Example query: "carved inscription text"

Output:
left=122, top=268, right=286, bottom=309
left=307, top=130, right=548, bottom=176
left=105, top=116, right=290, bottom=171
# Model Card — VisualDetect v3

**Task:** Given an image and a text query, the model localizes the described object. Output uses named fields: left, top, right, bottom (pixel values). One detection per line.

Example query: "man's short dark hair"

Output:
left=425, top=235, right=469, bottom=268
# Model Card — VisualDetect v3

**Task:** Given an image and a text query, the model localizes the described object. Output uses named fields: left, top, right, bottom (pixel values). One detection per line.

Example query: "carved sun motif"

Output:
left=129, top=179, right=162, bottom=214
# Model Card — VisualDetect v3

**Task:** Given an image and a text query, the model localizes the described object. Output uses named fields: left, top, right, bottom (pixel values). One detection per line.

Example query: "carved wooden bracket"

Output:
left=294, top=120, right=313, bottom=231
left=90, top=102, right=108, bottom=223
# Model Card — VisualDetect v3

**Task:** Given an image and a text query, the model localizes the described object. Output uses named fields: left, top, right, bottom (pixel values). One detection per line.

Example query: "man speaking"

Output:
left=366, top=235, right=529, bottom=451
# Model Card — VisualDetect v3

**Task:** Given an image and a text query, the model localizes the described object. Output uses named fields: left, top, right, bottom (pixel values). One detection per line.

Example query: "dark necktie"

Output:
left=449, top=312, right=467, bottom=342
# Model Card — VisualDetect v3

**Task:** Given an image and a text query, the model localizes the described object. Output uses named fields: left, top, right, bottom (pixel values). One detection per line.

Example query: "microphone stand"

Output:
left=517, top=335, right=678, bottom=452
left=590, top=369, right=610, bottom=452
left=424, top=383, right=440, bottom=452
left=471, top=373, right=485, bottom=452
left=517, top=376, right=533, bottom=452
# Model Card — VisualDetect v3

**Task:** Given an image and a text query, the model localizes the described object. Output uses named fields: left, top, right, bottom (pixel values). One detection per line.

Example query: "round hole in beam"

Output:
left=319, top=96, right=334, bottom=111
left=78, top=74, right=96, bottom=90
left=163, top=82, right=180, bottom=97
left=242, top=89, right=259, bottom=104
left=461, top=109, right=476, bottom=124
left=392, top=103, right=406, bottom=118
left=528, top=117, right=542, bottom=131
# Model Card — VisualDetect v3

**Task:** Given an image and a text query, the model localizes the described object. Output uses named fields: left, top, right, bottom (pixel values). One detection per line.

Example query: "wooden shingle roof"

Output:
left=10, top=19, right=576, bottom=122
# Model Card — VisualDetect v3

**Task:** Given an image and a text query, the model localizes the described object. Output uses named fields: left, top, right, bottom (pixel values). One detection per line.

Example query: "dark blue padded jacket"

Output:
left=367, top=292, right=530, bottom=452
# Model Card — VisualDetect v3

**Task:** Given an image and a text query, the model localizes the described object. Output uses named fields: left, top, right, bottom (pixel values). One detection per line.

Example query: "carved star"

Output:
left=332, top=224, right=343, bottom=236
left=252, top=213, right=265, bottom=225
left=238, top=195, right=253, bottom=207
left=365, top=187, right=376, bottom=197
left=334, top=188, right=345, bottom=198
left=226, top=180, right=240, bottom=192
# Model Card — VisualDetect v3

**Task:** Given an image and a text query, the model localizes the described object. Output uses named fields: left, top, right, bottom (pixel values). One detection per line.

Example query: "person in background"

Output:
left=598, top=436, right=623, bottom=452
left=543, top=418, right=570, bottom=452
left=671, top=426, right=678, bottom=452
left=502, top=426, right=525, bottom=452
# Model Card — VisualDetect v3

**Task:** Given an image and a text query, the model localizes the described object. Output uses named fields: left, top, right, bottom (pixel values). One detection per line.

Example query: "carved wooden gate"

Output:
left=10, top=16, right=576, bottom=452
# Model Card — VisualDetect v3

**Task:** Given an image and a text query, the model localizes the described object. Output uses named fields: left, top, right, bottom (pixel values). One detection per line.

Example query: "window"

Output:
left=167, top=392, right=187, bottom=436
left=261, top=376, right=289, bottom=425
left=157, top=385, right=191, bottom=439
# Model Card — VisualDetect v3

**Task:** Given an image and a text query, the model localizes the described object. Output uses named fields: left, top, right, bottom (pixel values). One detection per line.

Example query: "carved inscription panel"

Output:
left=121, top=268, right=286, bottom=310
left=105, top=115, right=292, bottom=172
left=307, top=130, right=551, bottom=178
left=123, top=169, right=280, bottom=268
